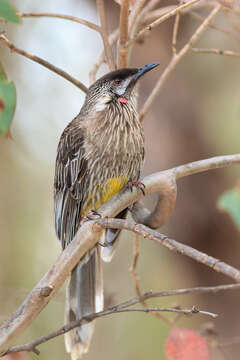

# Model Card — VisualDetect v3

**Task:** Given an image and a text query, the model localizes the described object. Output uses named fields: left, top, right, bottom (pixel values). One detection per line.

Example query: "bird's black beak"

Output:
left=134, top=62, right=160, bottom=81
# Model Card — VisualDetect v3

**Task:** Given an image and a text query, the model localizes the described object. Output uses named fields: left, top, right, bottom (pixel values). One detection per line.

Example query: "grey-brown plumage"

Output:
left=54, top=63, right=159, bottom=359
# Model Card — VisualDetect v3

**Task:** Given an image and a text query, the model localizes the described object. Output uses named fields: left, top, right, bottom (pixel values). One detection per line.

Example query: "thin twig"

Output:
left=96, top=0, right=115, bottom=71
left=18, top=12, right=100, bottom=32
left=129, top=232, right=171, bottom=324
left=130, top=234, right=141, bottom=297
left=189, top=11, right=240, bottom=42
left=4, top=301, right=217, bottom=355
left=117, top=0, right=130, bottom=68
left=172, top=0, right=184, bottom=54
left=128, top=0, right=149, bottom=35
left=139, top=4, right=221, bottom=121
left=128, top=0, right=202, bottom=47
left=192, top=47, right=240, bottom=58
left=0, top=34, right=88, bottom=93
left=89, top=28, right=119, bottom=83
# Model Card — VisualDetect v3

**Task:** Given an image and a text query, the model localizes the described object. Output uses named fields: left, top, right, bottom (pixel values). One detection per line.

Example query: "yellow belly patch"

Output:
left=82, top=175, right=128, bottom=215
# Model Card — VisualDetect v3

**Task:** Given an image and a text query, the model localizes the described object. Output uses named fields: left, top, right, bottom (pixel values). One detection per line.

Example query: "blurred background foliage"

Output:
left=0, top=0, right=240, bottom=359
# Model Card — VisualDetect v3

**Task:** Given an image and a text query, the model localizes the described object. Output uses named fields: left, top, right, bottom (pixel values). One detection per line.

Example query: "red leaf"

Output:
left=165, top=327, right=210, bottom=360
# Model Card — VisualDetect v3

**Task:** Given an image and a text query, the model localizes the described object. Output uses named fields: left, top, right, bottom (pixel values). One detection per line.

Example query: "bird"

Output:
left=54, top=62, right=159, bottom=360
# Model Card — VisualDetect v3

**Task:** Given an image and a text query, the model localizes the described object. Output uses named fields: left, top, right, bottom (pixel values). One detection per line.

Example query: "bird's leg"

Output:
left=126, top=179, right=146, bottom=196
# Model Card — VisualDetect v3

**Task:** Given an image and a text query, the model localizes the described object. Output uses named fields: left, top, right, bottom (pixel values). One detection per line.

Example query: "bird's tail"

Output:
left=65, top=246, right=103, bottom=360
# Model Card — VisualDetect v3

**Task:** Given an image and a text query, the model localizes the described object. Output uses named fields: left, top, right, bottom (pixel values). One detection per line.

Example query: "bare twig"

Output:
left=130, top=234, right=141, bottom=297
left=189, top=11, right=240, bottom=42
left=1, top=153, right=240, bottom=354
left=4, top=303, right=216, bottom=355
left=6, top=282, right=240, bottom=355
left=128, top=0, right=202, bottom=47
left=117, top=0, right=130, bottom=68
left=98, top=217, right=240, bottom=282
left=96, top=0, right=115, bottom=71
left=128, top=0, right=149, bottom=35
left=89, top=28, right=119, bottom=83
left=0, top=34, right=88, bottom=93
left=139, top=4, right=221, bottom=121
left=129, top=233, right=171, bottom=324
left=192, top=47, right=240, bottom=58
left=172, top=0, right=184, bottom=54
left=18, top=12, right=100, bottom=32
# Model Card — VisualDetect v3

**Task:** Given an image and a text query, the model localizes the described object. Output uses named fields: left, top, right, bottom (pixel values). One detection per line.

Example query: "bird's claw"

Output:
left=126, top=180, right=146, bottom=195
left=80, top=210, right=104, bottom=225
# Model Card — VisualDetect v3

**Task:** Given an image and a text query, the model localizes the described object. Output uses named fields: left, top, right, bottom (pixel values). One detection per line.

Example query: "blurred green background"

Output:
left=1, top=1, right=240, bottom=359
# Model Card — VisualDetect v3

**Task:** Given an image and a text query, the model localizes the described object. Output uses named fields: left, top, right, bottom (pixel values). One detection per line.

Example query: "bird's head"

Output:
left=86, top=63, right=159, bottom=111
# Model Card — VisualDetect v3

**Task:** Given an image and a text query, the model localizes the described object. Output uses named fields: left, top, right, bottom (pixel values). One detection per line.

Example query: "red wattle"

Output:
left=119, top=97, right=128, bottom=104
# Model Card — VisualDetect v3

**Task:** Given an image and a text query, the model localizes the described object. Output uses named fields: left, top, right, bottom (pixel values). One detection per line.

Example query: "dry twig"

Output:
left=189, top=11, right=240, bottom=42
left=89, top=29, right=119, bottom=83
left=129, top=233, right=171, bottom=324
left=98, top=218, right=240, bottom=281
left=117, top=0, right=130, bottom=68
left=4, top=302, right=216, bottom=356
left=127, top=0, right=202, bottom=47
left=192, top=47, right=240, bottom=58
left=139, top=4, right=222, bottom=121
left=18, top=12, right=100, bottom=32
left=5, top=283, right=240, bottom=355
left=96, top=0, right=115, bottom=70
left=0, top=34, right=88, bottom=93
left=172, top=0, right=184, bottom=54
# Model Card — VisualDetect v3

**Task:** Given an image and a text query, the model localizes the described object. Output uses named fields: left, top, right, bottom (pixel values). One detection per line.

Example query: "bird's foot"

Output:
left=80, top=210, right=104, bottom=225
left=126, top=179, right=145, bottom=195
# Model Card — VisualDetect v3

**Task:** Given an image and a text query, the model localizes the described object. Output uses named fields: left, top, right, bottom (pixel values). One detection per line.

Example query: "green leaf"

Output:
left=0, top=0, right=21, bottom=24
left=218, top=187, right=240, bottom=231
left=0, top=63, right=16, bottom=136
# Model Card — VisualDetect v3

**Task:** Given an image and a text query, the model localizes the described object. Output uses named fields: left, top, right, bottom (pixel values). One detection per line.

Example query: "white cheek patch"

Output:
left=115, top=77, right=132, bottom=96
left=95, top=94, right=112, bottom=112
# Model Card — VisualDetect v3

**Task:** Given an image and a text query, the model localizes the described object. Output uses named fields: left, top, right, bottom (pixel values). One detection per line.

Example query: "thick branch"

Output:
left=18, top=12, right=100, bottom=32
left=0, top=34, right=88, bottom=93
left=0, top=154, right=240, bottom=354
left=139, top=4, right=221, bottom=120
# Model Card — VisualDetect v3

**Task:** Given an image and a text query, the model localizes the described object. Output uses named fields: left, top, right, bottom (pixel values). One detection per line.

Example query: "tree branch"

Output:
left=139, top=3, right=222, bottom=120
left=117, top=0, right=130, bottom=68
left=5, top=302, right=216, bottom=356
left=89, top=28, right=119, bottom=83
left=18, top=12, right=100, bottom=32
left=127, top=0, right=202, bottom=47
left=0, top=153, right=240, bottom=354
left=5, top=282, right=240, bottom=355
left=96, top=0, right=115, bottom=71
left=97, top=218, right=240, bottom=281
left=191, top=47, right=240, bottom=58
left=0, top=34, right=88, bottom=93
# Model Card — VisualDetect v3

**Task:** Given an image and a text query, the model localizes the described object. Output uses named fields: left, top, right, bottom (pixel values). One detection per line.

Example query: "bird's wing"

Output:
left=54, top=123, right=88, bottom=249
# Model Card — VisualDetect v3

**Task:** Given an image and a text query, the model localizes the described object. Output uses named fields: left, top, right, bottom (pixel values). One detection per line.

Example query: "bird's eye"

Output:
left=113, top=79, right=122, bottom=85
